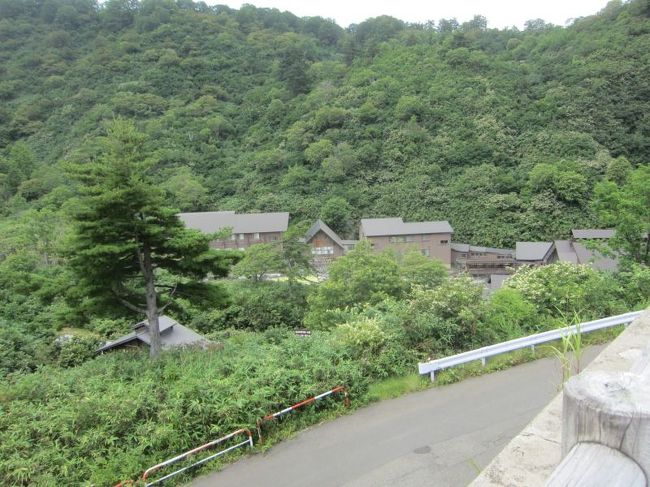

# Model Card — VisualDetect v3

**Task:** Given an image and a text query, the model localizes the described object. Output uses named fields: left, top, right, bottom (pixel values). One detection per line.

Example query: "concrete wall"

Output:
left=470, top=308, right=650, bottom=487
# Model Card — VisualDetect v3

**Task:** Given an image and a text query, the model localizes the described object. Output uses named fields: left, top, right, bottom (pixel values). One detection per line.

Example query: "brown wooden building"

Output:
left=303, top=219, right=357, bottom=276
left=451, top=243, right=515, bottom=277
left=359, top=218, right=453, bottom=266
left=178, top=211, right=289, bottom=250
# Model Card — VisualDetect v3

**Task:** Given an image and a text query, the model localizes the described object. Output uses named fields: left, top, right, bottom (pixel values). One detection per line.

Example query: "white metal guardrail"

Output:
left=418, top=311, right=643, bottom=380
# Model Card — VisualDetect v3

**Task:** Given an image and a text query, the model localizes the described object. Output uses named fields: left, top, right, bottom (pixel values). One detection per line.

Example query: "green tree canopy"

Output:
left=67, top=120, right=234, bottom=358
left=305, top=241, right=406, bottom=329
left=594, top=165, right=650, bottom=265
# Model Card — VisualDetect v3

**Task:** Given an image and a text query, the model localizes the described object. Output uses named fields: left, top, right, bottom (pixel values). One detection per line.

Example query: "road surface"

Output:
left=191, top=347, right=603, bottom=487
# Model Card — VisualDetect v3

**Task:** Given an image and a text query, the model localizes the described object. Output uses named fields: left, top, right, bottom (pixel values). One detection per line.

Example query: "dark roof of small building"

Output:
left=178, top=211, right=289, bottom=234
left=451, top=243, right=470, bottom=252
left=97, top=316, right=209, bottom=353
left=554, top=240, right=579, bottom=264
left=304, top=219, right=345, bottom=249
left=572, top=229, right=616, bottom=239
left=360, top=218, right=453, bottom=237
left=515, top=242, right=554, bottom=261
left=573, top=242, right=619, bottom=271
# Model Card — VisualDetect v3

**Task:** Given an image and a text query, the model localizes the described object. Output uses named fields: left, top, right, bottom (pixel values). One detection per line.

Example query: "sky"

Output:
left=209, top=0, right=612, bottom=29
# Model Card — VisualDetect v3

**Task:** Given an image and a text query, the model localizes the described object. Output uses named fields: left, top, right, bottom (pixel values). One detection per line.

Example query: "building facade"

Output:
left=451, top=243, right=515, bottom=277
left=178, top=211, right=289, bottom=250
left=359, top=218, right=453, bottom=265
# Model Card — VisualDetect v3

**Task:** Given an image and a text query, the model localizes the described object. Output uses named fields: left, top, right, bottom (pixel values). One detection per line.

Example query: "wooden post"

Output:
left=559, top=370, right=650, bottom=483
left=547, top=442, right=646, bottom=487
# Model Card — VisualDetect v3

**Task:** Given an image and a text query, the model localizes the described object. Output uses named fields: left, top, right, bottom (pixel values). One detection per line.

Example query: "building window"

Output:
left=254, top=233, right=260, bottom=240
left=312, top=246, right=334, bottom=255
left=421, top=248, right=430, bottom=257
left=440, top=240, right=449, bottom=244
left=390, top=236, right=411, bottom=243
left=405, top=235, right=415, bottom=242
left=421, top=235, right=430, bottom=241
left=238, top=233, right=245, bottom=240
left=230, top=234, right=236, bottom=241
left=271, top=235, right=278, bottom=241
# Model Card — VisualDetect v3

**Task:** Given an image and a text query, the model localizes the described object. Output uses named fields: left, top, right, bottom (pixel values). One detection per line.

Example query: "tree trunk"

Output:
left=142, top=245, right=162, bottom=359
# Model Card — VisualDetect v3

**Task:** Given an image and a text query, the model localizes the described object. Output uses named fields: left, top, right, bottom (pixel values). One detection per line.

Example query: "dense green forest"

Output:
left=1, top=0, right=649, bottom=485
left=1, top=0, right=649, bottom=242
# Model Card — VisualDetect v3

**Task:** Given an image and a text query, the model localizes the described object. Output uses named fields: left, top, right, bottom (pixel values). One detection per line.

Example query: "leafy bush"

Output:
left=504, top=262, right=624, bottom=320
left=0, top=322, right=53, bottom=375
left=333, top=316, right=388, bottom=356
left=192, top=281, right=309, bottom=332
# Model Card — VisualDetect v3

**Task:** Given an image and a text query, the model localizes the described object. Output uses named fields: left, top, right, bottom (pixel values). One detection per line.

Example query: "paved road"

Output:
left=191, top=347, right=603, bottom=487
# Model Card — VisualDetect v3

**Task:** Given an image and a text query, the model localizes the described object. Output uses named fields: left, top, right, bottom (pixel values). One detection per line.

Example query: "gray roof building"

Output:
left=573, top=242, right=619, bottom=271
left=515, top=242, right=555, bottom=262
left=97, top=316, right=209, bottom=353
left=451, top=243, right=514, bottom=255
left=178, top=211, right=289, bottom=234
left=360, top=218, right=453, bottom=237
left=572, top=229, right=616, bottom=239
left=304, top=219, right=345, bottom=249
left=555, top=231, right=620, bottom=271
left=554, top=240, right=579, bottom=264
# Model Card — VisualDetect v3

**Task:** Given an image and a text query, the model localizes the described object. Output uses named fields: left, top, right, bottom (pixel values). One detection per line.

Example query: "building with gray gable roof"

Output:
left=96, top=316, right=210, bottom=353
left=359, top=217, right=453, bottom=265
left=554, top=229, right=620, bottom=271
left=571, top=229, right=616, bottom=239
left=178, top=211, right=289, bottom=250
left=515, top=241, right=557, bottom=266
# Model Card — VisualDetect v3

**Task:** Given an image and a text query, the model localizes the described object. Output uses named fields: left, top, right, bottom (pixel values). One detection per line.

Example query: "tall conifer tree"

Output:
left=68, top=120, right=233, bottom=358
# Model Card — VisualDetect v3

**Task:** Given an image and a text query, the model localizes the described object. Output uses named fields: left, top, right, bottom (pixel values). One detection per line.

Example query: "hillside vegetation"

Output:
left=1, top=0, right=649, bottom=243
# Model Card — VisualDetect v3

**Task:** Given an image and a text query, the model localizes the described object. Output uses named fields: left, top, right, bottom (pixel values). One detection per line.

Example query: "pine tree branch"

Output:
left=111, top=286, right=146, bottom=314
left=158, top=282, right=178, bottom=313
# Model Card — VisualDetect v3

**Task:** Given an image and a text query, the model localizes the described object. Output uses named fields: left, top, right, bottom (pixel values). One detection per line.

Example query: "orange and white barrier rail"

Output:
left=115, top=428, right=253, bottom=487
left=256, top=385, right=349, bottom=441
left=114, top=385, right=350, bottom=485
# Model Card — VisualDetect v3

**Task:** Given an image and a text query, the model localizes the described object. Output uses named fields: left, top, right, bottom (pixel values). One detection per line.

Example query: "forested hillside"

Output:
left=1, top=0, right=649, bottom=245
